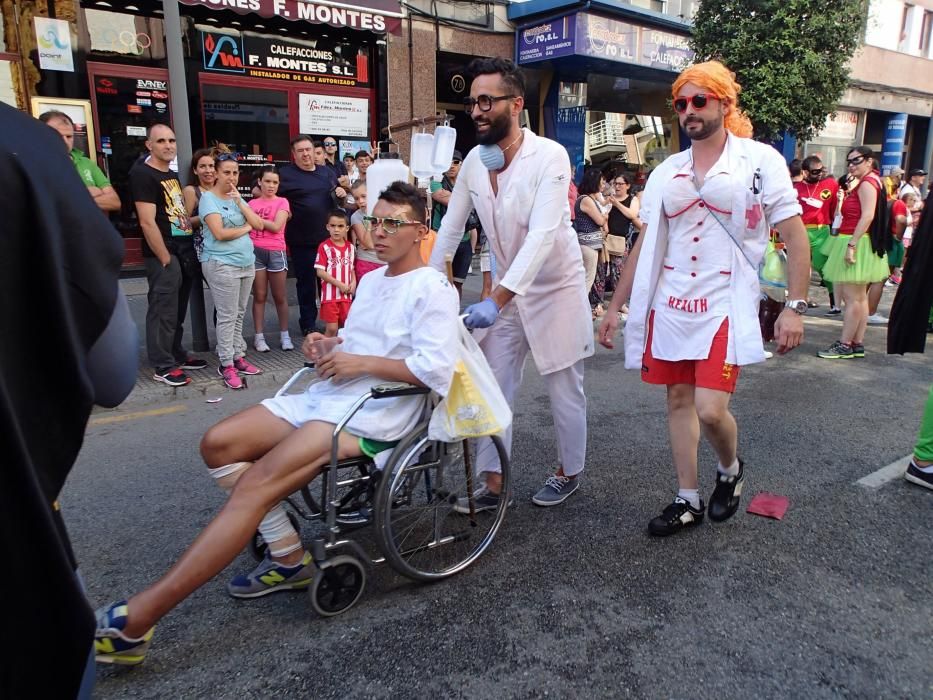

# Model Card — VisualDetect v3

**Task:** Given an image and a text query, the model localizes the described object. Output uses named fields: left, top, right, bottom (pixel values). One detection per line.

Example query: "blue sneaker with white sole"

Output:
left=531, top=474, right=580, bottom=506
left=94, top=601, right=155, bottom=666
left=227, top=551, right=316, bottom=599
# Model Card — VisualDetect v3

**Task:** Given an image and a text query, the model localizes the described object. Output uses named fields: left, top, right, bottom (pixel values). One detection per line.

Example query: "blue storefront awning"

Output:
left=508, top=0, right=692, bottom=34
left=515, top=9, right=694, bottom=77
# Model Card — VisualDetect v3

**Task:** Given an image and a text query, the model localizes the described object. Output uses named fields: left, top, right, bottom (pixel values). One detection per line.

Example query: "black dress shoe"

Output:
left=709, top=459, right=745, bottom=522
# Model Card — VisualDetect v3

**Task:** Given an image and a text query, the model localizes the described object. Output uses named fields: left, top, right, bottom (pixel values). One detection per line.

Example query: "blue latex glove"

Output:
left=463, top=297, right=500, bottom=329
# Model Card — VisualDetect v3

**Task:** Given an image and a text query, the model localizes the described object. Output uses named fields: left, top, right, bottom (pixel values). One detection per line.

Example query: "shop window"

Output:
left=85, top=9, right=165, bottom=59
left=0, top=60, right=17, bottom=107
left=201, top=83, right=291, bottom=171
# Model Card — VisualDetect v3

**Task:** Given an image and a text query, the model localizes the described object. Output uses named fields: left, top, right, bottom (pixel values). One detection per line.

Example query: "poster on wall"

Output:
left=298, top=94, right=369, bottom=137
left=30, top=97, right=93, bottom=156
left=34, top=17, right=75, bottom=72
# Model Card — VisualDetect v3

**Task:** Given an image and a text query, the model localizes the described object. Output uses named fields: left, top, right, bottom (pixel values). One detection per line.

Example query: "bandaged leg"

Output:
left=543, top=359, right=587, bottom=477
left=209, top=461, right=302, bottom=559
left=474, top=309, right=530, bottom=475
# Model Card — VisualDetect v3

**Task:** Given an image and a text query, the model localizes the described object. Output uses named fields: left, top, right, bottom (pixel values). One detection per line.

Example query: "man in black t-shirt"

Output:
left=130, top=124, right=206, bottom=385
left=278, top=134, right=346, bottom=334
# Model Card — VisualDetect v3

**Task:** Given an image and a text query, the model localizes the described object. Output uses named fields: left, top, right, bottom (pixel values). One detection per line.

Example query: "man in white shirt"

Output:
left=431, top=57, right=592, bottom=508
left=598, top=61, right=809, bottom=536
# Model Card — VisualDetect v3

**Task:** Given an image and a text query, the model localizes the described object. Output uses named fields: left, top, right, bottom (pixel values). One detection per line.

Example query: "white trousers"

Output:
left=475, top=306, right=587, bottom=477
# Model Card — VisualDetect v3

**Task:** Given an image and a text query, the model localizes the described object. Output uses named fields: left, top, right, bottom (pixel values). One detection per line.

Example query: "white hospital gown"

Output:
left=262, top=266, right=459, bottom=440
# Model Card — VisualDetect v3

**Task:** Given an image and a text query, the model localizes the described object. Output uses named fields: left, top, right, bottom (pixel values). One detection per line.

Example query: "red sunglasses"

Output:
left=673, top=94, right=719, bottom=113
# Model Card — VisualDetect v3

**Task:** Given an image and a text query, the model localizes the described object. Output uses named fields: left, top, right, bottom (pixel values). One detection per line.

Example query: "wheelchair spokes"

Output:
left=374, top=432, right=510, bottom=581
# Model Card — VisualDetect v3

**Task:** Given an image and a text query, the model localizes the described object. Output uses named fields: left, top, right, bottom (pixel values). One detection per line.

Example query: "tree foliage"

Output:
left=691, top=0, right=867, bottom=141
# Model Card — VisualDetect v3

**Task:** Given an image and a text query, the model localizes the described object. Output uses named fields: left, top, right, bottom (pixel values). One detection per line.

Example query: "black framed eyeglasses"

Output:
left=362, top=215, right=421, bottom=235
left=673, top=93, right=718, bottom=113
left=464, top=94, right=516, bottom=113
left=613, top=180, right=627, bottom=187
left=846, top=155, right=867, bottom=167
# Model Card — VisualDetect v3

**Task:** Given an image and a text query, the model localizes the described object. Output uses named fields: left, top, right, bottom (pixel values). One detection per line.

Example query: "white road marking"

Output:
left=856, top=454, right=912, bottom=488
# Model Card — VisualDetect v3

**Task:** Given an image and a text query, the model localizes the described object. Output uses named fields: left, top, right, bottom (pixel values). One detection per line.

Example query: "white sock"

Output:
left=718, top=459, right=740, bottom=476
left=914, top=461, right=933, bottom=474
left=677, top=488, right=700, bottom=509
left=280, top=330, right=291, bottom=339
left=255, top=332, right=265, bottom=341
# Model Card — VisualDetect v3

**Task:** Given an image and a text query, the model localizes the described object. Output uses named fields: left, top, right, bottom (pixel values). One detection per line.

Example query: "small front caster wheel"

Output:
left=309, top=555, right=366, bottom=617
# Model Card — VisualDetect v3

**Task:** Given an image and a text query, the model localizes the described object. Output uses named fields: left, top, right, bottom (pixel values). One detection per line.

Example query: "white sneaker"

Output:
left=763, top=350, right=774, bottom=359
left=254, top=335, right=271, bottom=353
left=866, top=314, right=888, bottom=326
left=280, top=334, right=294, bottom=351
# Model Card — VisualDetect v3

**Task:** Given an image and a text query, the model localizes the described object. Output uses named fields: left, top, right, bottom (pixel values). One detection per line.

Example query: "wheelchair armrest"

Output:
left=370, top=382, right=431, bottom=399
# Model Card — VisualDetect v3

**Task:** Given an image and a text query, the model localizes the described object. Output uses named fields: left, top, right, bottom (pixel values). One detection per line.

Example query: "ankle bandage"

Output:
left=260, top=506, right=302, bottom=558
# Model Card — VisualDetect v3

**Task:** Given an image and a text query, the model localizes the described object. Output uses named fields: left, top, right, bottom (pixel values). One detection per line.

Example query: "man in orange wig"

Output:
left=598, top=61, right=810, bottom=536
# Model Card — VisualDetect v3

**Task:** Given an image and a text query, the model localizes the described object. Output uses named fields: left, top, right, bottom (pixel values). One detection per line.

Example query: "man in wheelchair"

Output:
left=95, top=181, right=460, bottom=665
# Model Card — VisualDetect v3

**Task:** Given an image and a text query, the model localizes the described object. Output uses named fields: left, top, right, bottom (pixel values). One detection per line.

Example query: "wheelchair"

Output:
left=250, top=366, right=511, bottom=617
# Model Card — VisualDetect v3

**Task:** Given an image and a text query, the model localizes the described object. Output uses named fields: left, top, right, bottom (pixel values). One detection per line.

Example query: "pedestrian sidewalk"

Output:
left=117, top=269, right=484, bottom=408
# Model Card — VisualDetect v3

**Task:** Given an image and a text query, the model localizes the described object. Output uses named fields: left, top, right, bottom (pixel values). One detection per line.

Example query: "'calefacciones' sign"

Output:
left=201, top=31, right=371, bottom=88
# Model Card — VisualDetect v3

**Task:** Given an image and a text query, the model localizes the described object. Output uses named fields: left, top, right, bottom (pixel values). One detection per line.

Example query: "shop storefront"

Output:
left=5, top=0, right=398, bottom=266
left=510, top=0, right=694, bottom=182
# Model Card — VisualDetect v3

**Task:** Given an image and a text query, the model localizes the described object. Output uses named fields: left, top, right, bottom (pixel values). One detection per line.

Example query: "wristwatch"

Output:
left=785, top=299, right=808, bottom=315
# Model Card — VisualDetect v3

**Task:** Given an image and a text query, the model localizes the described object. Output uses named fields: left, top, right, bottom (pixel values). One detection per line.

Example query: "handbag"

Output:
left=604, top=233, right=627, bottom=257
left=428, top=323, right=512, bottom=442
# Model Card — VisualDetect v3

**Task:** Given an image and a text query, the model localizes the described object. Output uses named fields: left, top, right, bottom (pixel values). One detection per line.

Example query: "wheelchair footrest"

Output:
left=370, top=382, right=430, bottom=399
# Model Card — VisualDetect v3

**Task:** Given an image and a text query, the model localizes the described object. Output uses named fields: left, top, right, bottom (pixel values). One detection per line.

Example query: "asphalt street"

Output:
left=69, top=280, right=932, bottom=699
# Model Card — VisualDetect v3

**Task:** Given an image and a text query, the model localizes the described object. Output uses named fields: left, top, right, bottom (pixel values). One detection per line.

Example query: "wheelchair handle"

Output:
left=275, top=366, right=317, bottom=397
left=370, top=382, right=431, bottom=399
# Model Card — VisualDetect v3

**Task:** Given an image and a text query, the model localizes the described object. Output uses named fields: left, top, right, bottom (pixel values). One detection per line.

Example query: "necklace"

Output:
left=501, top=131, right=523, bottom=154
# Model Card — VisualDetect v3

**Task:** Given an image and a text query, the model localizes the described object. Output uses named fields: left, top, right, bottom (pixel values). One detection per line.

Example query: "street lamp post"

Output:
left=162, top=0, right=209, bottom=351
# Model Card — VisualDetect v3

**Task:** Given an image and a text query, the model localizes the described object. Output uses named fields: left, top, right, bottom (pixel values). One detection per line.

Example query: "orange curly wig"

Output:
left=672, top=61, right=753, bottom=138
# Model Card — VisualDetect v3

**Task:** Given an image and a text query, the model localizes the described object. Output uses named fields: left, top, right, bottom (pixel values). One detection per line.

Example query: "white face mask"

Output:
left=478, top=144, right=505, bottom=171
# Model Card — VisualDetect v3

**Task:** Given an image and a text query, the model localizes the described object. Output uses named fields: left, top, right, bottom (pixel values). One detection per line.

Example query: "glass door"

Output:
left=200, top=80, right=291, bottom=194
left=88, top=62, right=172, bottom=266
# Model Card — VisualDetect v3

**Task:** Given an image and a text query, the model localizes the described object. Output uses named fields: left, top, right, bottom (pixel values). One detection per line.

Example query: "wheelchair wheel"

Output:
left=248, top=509, right=302, bottom=562
left=298, top=458, right=375, bottom=528
left=373, top=429, right=510, bottom=582
left=309, top=555, right=366, bottom=617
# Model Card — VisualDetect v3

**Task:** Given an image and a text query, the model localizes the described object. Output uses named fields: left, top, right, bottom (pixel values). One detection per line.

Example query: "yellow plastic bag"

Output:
left=428, top=324, right=512, bottom=441
left=758, top=237, right=788, bottom=289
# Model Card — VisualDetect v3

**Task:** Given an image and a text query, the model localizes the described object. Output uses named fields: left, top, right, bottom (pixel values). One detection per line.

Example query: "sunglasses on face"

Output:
left=807, top=168, right=824, bottom=175
left=451, top=159, right=462, bottom=165
left=323, top=141, right=337, bottom=147
left=463, top=94, right=515, bottom=114
left=673, top=93, right=718, bottom=113
left=362, top=215, right=421, bottom=235
left=846, top=155, right=867, bottom=167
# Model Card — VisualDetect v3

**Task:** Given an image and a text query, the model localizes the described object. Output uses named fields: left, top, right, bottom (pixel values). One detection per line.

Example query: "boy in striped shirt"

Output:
left=315, top=210, right=357, bottom=336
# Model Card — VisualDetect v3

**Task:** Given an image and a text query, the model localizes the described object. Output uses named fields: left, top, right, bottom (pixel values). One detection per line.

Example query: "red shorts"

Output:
left=320, top=299, right=352, bottom=326
left=641, top=311, right=740, bottom=393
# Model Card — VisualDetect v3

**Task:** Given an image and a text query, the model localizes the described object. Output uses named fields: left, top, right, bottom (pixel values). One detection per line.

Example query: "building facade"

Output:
left=805, top=0, right=933, bottom=180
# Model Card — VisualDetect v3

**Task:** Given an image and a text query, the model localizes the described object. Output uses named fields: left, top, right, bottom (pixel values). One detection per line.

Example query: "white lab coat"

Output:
left=430, top=129, right=593, bottom=375
left=624, top=133, right=802, bottom=369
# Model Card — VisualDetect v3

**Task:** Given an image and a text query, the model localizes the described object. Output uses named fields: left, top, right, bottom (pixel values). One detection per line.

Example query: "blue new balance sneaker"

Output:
left=94, top=601, right=155, bottom=666
left=227, top=551, right=316, bottom=599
